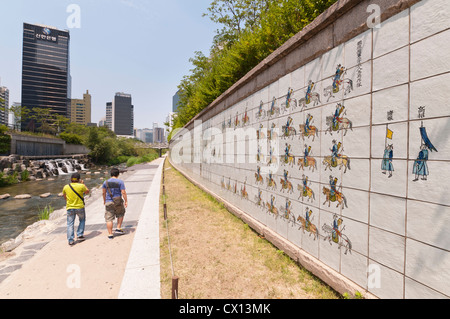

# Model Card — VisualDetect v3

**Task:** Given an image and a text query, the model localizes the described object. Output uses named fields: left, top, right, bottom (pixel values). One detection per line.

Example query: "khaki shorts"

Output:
left=105, top=201, right=126, bottom=222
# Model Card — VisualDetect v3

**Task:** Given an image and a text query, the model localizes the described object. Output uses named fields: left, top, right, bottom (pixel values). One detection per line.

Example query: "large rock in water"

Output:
left=15, top=194, right=32, bottom=199
left=0, top=194, right=11, bottom=200
left=40, top=193, right=52, bottom=198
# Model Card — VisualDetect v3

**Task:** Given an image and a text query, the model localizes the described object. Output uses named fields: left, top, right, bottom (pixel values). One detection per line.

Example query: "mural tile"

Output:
left=344, top=29, right=372, bottom=69
left=341, top=251, right=369, bottom=290
left=342, top=187, right=369, bottom=224
left=373, top=46, right=409, bottom=91
left=411, top=29, right=450, bottom=81
left=410, top=73, right=450, bottom=120
left=368, top=261, right=404, bottom=299
left=373, top=9, right=409, bottom=58
left=369, top=226, right=405, bottom=273
left=405, top=277, right=449, bottom=299
left=372, top=121, right=408, bottom=160
left=410, top=0, right=450, bottom=43
left=369, top=193, right=406, bottom=236
left=406, top=238, right=450, bottom=297
left=370, top=159, right=407, bottom=198
left=372, top=84, right=409, bottom=125
left=407, top=200, right=450, bottom=251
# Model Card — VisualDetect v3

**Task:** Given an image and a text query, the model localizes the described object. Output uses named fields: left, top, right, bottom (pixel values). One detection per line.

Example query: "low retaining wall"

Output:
left=170, top=0, right=450, bottom=299
left=9, top=134, right=89, bottom=157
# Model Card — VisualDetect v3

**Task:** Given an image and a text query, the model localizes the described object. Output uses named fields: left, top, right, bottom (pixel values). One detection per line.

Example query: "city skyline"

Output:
left=0, top=0, right=217, bottom=130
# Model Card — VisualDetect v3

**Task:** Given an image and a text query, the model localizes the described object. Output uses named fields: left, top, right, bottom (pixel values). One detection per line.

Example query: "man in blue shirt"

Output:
left=102, top=168, right=128, bottom=239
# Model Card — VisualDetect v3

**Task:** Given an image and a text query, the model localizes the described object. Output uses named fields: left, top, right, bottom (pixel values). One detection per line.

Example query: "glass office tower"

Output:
left=21, top=23, right=70, bottom=131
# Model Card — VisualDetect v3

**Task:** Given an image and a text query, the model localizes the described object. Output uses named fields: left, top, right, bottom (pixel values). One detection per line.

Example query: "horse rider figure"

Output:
left=283, top=169, right=289, bottom=183
left=330, top=140, right=342, bottom=167
left=285, top=116, right=293, bottom=136
left=285, top=199, right=291, bottom=216
left=333, top=64, right=345, bottom=93
left=285, top=144, right=291, bottom=163
left=270, top=97, right=276, bottom=115
left=306, top=80, right=315, bottom=104
left=302, top=174, right=311, bottom=198
left=304, top=144, right=311, bottom=166
left=305, top=114, right=313, bottom=134
left=332, top=103, right=345, bottom=131
left=305, top=208, right=313, bottom=230
left=270, top=195, right=275, bottom=211
left=286, top=88, right=293, bottom=107
left=329, top=175, right=342, bottom=202
left=332, top=215, right=343, bottom=244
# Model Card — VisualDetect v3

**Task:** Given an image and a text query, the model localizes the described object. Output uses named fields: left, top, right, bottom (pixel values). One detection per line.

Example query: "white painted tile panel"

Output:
left=373, top=47, right=409, bottom=91
left=411, top=29, right=450, bottom=81
left=369, top=193, right=406, bottom=236
left=373, top=8, right=410, bottom=58
left=341, top=251, right=369, bottom=290
left=405, top=277, right=449, bottom=299
left=369, top=226, right=405, bottom=273
left=372, top=84, right=409, bottom=125
left=322, top=44, right=345, bottom=79
left=407, top=161, right=450, bottom=206
left=410, top=73, right=450, bottom=120
left=370, top=159, right=407, bottom=198
left=341, top=93, right=371, bottom=128
left=368, top=261, right=404, bottom=299
left=371, top=122, right=408, bottom=160
left=407, top=200, right=450, bottom=251
left=345, top=29, right=372, bottom=69
left=406, top=238, right=450, bottom=297
left=410, top=0, right=450, bottom=43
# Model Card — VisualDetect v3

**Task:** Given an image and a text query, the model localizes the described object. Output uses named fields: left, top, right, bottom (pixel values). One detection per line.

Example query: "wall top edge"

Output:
left=177, top=0, right=421, bottom=134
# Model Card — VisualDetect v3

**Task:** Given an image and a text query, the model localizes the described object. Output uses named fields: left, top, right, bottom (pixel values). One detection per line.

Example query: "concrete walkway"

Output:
left=0, top=157, right=164, bottom=299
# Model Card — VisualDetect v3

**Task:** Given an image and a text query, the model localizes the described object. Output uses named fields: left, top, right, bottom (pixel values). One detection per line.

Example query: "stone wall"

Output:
left=169, top=0, right=450, bottom=299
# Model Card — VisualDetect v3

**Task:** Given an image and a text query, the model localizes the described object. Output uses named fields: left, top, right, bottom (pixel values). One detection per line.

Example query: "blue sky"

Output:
left=0, top=0, right=217, bottom=129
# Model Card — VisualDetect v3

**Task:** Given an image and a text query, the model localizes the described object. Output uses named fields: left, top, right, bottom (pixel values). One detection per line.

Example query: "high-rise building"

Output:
left=70, top=90, right=91, bottom=125
left=0, top=86, right=9, bottom=126
left=172, top=90, right=180, bottom=113
left=106, top=93, right=134, bottom=136
left=21, top=23, right=71, bottom=131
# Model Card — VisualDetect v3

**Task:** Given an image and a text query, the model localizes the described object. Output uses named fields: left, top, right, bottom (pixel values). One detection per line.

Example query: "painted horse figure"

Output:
left=280, top=178, right=294, bottom=194
left=322, top=223, right=352, bottom=255
left=298, top=156, right=318, bottom=172
left=297, top=216, right=319, bottom=240
left=282, top=154, right=296, bottom=168
left=322, top=155, right=351, bottom=173
left=297, top=92, right=321, bottom=110
left=325, top=116, right=353, bottom=136
left=299, top=125, right=319, bottom=141
left=297, top=184, right=315, bottom=202
left=322, top=187, right=348, bottom=209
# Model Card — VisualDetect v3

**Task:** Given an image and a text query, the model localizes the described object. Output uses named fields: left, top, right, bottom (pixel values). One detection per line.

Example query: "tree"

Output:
left=204, top=0, right=270, bottom=48
left=173, top=0, right=338, bottom=132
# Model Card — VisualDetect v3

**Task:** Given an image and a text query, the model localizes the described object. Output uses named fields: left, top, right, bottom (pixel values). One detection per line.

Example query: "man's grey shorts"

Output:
left=105, top=202, right=126, bottom=222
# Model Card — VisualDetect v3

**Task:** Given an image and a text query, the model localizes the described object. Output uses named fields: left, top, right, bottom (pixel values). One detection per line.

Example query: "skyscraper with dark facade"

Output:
left=21, top=23, right=71, bottom=131
left=106, top=93, right=134, bottom=136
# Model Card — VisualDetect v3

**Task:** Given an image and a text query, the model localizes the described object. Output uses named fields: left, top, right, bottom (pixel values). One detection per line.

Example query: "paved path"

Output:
left=0, top=157, right=164, bottom=299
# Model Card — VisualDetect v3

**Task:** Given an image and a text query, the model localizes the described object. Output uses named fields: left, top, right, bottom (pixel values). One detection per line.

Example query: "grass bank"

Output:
left=159, top=160, right=340, bottom=299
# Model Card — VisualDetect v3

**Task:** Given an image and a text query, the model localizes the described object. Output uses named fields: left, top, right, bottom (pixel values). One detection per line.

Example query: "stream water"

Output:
left=0, top=164, right=115, bottom=245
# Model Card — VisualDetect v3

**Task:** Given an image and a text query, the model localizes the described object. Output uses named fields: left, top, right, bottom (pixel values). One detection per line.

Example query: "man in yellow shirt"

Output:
left=63, top=173, right=90, bottom=246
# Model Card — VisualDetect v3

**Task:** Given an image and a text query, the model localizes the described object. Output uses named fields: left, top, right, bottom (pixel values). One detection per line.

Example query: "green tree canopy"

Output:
left=171, top=0, right=337, bottom=138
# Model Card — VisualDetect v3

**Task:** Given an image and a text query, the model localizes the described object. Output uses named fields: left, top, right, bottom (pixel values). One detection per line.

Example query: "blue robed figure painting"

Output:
left=413, top=124, right=438, bottom=182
